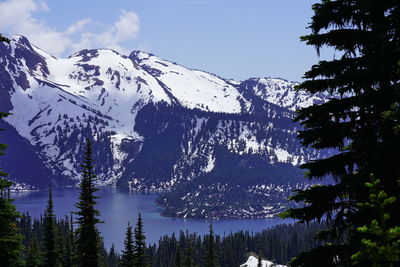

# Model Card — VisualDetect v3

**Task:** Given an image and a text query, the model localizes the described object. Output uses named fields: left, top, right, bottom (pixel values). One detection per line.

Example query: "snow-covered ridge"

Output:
left=129, top=50, right=251, bottom=113
left=0, top=35, right=328, bottom=189
left=239, top=78, right=326, bottom=111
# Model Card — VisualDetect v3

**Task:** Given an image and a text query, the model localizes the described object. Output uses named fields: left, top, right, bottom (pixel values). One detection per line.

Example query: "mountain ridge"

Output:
left=0, top=35, right=331, bottom=218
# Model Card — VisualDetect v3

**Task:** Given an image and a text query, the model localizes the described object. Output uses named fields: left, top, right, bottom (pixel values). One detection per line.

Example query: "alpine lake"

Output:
left=12, top=187, right=292, bottom=251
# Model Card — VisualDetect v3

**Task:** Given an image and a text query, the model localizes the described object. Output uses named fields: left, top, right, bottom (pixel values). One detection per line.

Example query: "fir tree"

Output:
left=43, top=185, right=60, bottom=266
left=351, top=176, right=400, bottom=266
left=282, top=1, right=400, bottom=266
left=175, top=245, right=182, bottom=267
left=64, top=215, right=75, bottom=267
left=204, top=224, right=217, bottom=267
left=26, top=235, right=41, bottom=267
left=133, top=213, right=146, bottom=267
left=183, top=238, right=195, bottom=267
left=120, top=223, right=134, bottom=267
left=107, top=244, right=119, bottom=267
left=74, top=138, right=102, bottom=267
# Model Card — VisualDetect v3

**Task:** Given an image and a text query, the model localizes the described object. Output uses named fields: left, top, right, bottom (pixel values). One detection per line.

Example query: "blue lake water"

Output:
left=12, top=188, right=293, bottom=251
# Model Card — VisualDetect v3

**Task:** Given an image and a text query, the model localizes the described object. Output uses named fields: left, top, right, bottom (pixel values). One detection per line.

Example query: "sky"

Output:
left=0, top=0, right=334, bottom=82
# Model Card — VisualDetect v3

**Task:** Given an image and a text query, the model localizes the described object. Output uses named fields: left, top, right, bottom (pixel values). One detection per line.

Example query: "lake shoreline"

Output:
left=12, top=187, right=292, bottom=250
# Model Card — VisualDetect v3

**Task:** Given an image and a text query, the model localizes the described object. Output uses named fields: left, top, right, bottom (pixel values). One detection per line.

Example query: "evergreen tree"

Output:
left=204, top=224, right=217, bottom=267
left=74, top=138, right=102, bottom=267
left=183, top=238, right=195, bottom=267
left=107, top=244, right=119, bottom=267
left=64, top=215, right=75, bottom=267
left=351, top=176, right=400, bottom=266
left=120, top=223, right=134, bottom=267
left=0, top=113, right=24, bottom=265
left=133, top=213, right=146, bottom=267
left=43, top=186, right=60, bottom=266
left=175, top=246, right=182, bottom=267
left=26, top=235, right=41, bottom=267
left=282, top=1, right=400, bottom=266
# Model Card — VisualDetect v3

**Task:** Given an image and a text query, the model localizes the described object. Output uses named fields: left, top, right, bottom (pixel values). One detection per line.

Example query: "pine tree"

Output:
left=204, top=224, right=217, bottom=267
left=26, top=235, right=41, bottom=267
left=282, top=1, right=400, bottom=266
left=74, top=138, right=102, bottom=267
left=133, top=213, right=147, bottom=267
left=64, top=215, right=75, bottom=267
left=183, top=238, right=195, bottom=267
left=175, top=245, right=182, bottom=267
left=107, top=244, right=119, bottom=267
left=0, top=112, right=24, bottom=265
left=120, top=223, right=134, bottom=267
left=43, top=186, right=60, bottom=266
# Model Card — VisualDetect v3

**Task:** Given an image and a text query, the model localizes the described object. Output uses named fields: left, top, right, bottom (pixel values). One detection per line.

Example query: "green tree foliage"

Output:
left=18, top=213, right=77, bottom=267
left=282, top=1, right=400, bottom=266
left=64, top=215, right=75, bottom=267
left=107, top=244, right=119, bottom=267
left=120, top=223, right=134, bottom=267
left=26, top=235, right=41, bottom=267
left=133, top=213, right=147, bottom=267
left=183, top=237, right=195, bottom=267
left=351, top=176, right=400, bottom=266
left=204, top=224, right=217, bottom=267
left=74, top=138, right=102, bottom=267
left=18, top=216, right=323, bottom=267
left=43, top=186, right=60, bottom=266
left=0, top=158, right=24, bottom=267
left=175, top=244, right=182, bottom=267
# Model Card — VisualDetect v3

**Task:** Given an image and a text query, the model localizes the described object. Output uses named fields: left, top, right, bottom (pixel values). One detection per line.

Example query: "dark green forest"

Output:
left=17, top=210, right=326, bottom=267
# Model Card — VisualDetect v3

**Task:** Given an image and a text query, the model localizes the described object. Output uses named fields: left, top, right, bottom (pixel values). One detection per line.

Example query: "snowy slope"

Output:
left=238, top=78, right=327, bottom=111
left=130, top=51, right=251, bottom=113
left=241, top=256, right=286, bottom=267
left=2, top=36, right=176, bottom=184
left=0, top=35, right=333, bottom=219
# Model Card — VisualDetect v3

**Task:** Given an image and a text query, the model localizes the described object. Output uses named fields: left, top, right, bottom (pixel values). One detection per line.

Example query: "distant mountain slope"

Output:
left=0, top=35, right=332, bottom=218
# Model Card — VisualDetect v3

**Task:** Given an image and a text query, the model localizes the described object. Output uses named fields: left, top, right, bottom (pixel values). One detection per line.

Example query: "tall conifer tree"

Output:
left=133, top=213, right=146, bottom=267
left=282, top=1, right=400, bottom=266
left=74, top=138, right=102, bottom=266
left=120, top=223, right=134, bottom=267
left=26, top=235, right=41, bottom=267
left=183, top=237, right=195, bottom=267
left=107, top=244, right=119, bottom=267
left=43, top=186, right=60, bottom=266
left=175, top=245, right=182, bottom=267
left=205, top=224, right=217, bottom=267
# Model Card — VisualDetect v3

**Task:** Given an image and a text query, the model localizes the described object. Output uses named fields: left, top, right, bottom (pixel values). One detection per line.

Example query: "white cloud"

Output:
left=65, top=18, right=92, bottom=36
left=115, top=10, right=140, bottom=42
left=0, top=0, right=140, bottom=56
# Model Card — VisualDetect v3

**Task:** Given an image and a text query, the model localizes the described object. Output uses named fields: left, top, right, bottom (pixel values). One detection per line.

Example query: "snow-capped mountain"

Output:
left=0, top=35, right=331, bottom=218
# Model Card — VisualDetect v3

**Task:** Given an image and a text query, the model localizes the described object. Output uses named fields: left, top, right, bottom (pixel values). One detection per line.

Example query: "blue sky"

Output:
left=0, top=0, right=333, bottom=81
